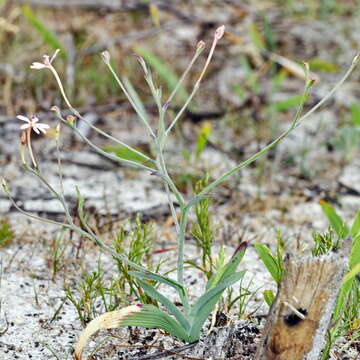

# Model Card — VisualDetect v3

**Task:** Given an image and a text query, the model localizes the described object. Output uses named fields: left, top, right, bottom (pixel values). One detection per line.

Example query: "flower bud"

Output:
left=50, top=105, right=61, bottom=114
left=66, top=115, right=76, bottom=126
left=101, top=50, right=111, bottom=65
left=214, top=25, right=225, bottom=40
left=196, top=40, right=206, bottom=52
left=352, top=53, right=360, bottom=65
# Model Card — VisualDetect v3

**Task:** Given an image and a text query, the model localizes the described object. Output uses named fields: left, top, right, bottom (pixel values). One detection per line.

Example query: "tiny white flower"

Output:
left=30, top=49, right=60, bottom=70
left=17, top=115, right=50, bottom=135
left=30, top=62, right=47, bottom=70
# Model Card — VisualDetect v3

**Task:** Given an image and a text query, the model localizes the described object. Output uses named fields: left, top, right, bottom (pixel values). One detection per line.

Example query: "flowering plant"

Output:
left=2, top=25, right=359, bottom=359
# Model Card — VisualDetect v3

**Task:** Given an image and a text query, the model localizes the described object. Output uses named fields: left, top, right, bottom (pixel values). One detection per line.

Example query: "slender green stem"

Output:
left=177, top=205, right=190, bottom=314
left=26, top=166, right=74, bottom=225
left=5, top=194, right=67, bottom=227
left=166, top=44, right=205, bottom=105
left=199, top=58, right=359, bottom=197
left=57, top=116, right=155, bottom=172
left=47, top=64, right=154, bottom=165
left=106, top=62, right=156, bottom=139
left=165, top=34, right=222, bottom=136
left=76, top=113, right=154, bottom=164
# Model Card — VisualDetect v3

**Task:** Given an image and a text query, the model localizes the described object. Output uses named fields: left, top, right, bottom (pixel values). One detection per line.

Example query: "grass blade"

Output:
left=320, top=200, right=349, bottom=239
left=22, top=5, right=66, bottom=58
left=254, top=243, right=283, bottom=285
left=350, top=211, right=360, bottom=269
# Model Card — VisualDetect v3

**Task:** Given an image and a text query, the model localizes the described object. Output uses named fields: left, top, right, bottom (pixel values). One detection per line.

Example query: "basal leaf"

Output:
left=136, top=279, right=190, bottom=330
left=207, top=242, right=247, bottom=290
left=120, top=305, right=192, bottom=341
left=189, top=271, right=245, bottom=338
left=74, top=305, right=143, bottom=360
left=129, top=271, right=186, bottom=298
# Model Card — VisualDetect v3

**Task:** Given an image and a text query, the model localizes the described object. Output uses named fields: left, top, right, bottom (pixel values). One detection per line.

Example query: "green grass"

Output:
left=0, top=219, right=14, bottom=247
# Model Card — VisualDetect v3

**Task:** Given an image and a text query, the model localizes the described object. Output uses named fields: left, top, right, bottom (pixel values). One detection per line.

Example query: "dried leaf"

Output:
left=74, top=305, right=142, bottom=360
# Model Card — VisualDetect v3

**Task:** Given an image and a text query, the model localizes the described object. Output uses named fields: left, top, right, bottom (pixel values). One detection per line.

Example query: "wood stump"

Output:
left=255, top=237, right=351, bottom=360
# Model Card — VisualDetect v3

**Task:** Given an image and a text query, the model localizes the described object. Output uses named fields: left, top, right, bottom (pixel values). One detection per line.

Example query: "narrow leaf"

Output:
left=350, top=211, right=360, bottom=269
left=103, top=145, right=150, bottom=163
left=136, top=279, right=190, bottom=330
left=120, top=305, right=191, bottom=341
left=263, top=289, right=275, bottom=307
left=189, top=272, right=245, bottom=338
left=254, top=243, right=283, bottom=284
left=320, top=200, right=349, bottom=239
left=74, top=305, right=142, bottom=360
left=129, top=271, right=186, bottom=298
left=207, top=242, right=247, bottom=290
left=351, top=104, right=360, bottom=126
left=22, top=5, right=66, bottom=58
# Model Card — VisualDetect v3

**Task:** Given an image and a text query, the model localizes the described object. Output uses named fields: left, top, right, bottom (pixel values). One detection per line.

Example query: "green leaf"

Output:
left=333, top=264, right=360, bottom=321
left=103, top=145, right=151, bottom=163
left=195, top=122, right=212, bottom=157
left=350, top=211, right=360, bottom=269
left=189, top=271, right=245, bottom=338
left=350, top=104, right=360, bottom=126
left=273, top=94, right=307, bottom=112
left=120, top=304, right=192, bottom=342
left=263, top=289, right=275, bottom=307
left=320, top=200, right=349, bottom=239
left=133, top=47, right=189, bottom=103
left=129, top=271, right=187, bottom=299
left=307, top=58, right=339, bottom=72
left=22, top=5, right=67, bottom=59
left=207, top=242, right=247, bottom=290
left=254, top=243, right=283, bottom=285
left=135, top=279, right=190, bottom=330
left=249, top=22, right=265, bottom=51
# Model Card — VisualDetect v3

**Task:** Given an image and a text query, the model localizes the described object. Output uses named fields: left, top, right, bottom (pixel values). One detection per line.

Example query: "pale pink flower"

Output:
left=30, top=49, right=60, bottom=70
left=17, top=115, right=50, bottom=135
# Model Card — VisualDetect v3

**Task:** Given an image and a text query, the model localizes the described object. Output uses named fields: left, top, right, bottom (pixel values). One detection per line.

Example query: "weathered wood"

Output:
left=255, top=237, right=351, bottom=360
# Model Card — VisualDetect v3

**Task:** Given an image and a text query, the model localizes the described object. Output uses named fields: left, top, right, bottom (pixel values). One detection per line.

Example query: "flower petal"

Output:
left=30, top=62, right=47, bottom=70
left=37, top=123, right=50, bottom=129
left=37, top=127, right=47, bottom=134
left=20, top=124, right=30, bottom=130
left=17, top=115, right=30, bottom=122
left=32, top=127, right=40, bottom=135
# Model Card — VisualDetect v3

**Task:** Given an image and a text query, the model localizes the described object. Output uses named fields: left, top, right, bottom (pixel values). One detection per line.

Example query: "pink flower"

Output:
left=30, top=49, right=60, bottom=70
left=17, top=115, right=50, bottom=135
